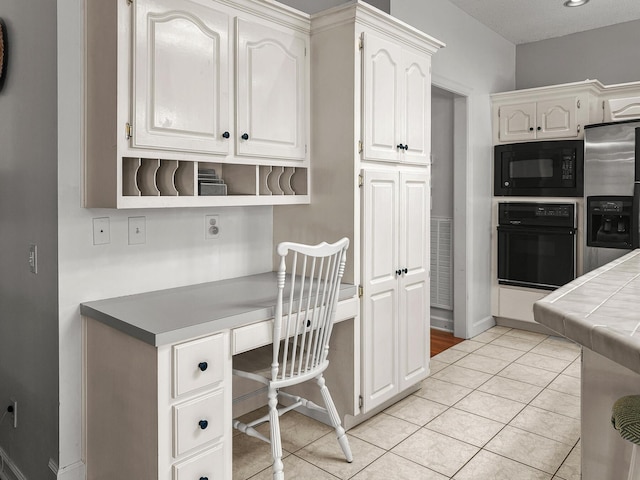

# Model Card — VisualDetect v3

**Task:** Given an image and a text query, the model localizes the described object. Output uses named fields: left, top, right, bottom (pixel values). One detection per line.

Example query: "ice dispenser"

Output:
left=586, top=196, right=634, bottom=249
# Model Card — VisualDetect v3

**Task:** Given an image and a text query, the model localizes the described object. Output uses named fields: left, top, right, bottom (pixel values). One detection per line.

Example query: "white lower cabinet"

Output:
left=86, top=319, right=231, bottom=480
left=361, top=169, right=430, bottom=412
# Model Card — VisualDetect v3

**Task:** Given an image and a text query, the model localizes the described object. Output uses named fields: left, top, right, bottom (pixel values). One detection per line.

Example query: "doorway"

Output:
left=430, top=82, right=469, bottom=340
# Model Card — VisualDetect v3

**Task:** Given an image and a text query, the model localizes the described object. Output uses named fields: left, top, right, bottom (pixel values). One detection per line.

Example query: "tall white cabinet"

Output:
left=274, top=1, right=443, bottom=415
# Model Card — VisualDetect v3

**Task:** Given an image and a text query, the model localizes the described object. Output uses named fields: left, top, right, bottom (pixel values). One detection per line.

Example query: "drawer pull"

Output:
left=198, top=419, right=209, bottom=430
left=200, top=477, right=209, bottom=480
left=198, top=361, right=208, bottom=372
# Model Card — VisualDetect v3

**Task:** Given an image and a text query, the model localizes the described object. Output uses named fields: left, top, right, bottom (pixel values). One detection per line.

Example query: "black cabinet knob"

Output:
left=529, top=127, right=534, bottom=131
left=241, top=133, right=249, bottom=140
left=403, top=144, right=409, bottom=150
left=537, top=126, right=541, bottom=131
left=198, top=362, right=208, bottom=372
left=395, top=269, right=402, bottom=276
left=200, top=477, right=209, bottom=480
left=222, top=131, right=230, bottom=139
left=199, top=419, right=208, bottom=430
left=397, top=143, right=405, bottom=150
left=403, top=268, right=408, bottom=274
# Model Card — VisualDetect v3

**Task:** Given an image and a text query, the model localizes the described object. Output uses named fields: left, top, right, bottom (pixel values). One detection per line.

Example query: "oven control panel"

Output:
left=499, top=202, right=576, bottom=228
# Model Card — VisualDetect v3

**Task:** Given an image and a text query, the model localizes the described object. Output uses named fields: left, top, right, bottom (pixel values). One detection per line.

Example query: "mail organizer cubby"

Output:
left=120, top=157, right=308, bottom=207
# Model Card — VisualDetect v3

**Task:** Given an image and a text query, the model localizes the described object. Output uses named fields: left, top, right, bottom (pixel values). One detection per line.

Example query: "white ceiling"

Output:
left=447, top=0, right=640, bottom=45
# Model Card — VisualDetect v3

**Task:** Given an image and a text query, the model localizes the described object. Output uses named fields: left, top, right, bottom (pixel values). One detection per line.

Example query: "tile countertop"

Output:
left=80, top=272, right=357, bottom=347
left=533, top=249, right=640, bottom=374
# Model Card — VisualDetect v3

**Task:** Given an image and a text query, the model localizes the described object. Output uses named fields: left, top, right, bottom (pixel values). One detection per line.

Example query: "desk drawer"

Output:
left=173, top=333, right=225, bottom=397
left=173, top=390, right=225, bottom=457
left=173, top=443, right=224, bottom=480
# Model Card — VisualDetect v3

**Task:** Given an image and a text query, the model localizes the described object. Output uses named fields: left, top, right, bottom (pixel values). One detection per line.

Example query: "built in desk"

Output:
left=534, top=250, right=640, bottom=480
left=81, top=272, right=358, bottom=480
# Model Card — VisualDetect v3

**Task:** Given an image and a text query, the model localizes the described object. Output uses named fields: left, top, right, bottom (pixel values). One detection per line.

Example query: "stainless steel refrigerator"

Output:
left=583, top=120, right=640, bottom=273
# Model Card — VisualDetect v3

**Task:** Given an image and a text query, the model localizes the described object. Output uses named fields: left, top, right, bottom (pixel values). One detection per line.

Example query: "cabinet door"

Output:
left=536, top=96, right=578, bottom=139
left=498, top=102, right=536, bottom=142
left=398, top=172, right=430, bottom=391
left=401, top=49, right=431, bottom=165
left=133, top=0, right=230, bottom=154
left=361, top=170, right=399, bottom=411
left=362, top=32, right=402, bottom=162
left=236, top=19, right=307, bottom=160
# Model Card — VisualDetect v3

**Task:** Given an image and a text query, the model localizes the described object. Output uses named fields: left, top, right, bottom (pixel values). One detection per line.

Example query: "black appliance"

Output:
left=498, top=202, right=577, bottom=290
left=584, top=121, right=640, bottom=272
left=494, top=140, right=583, bottom=197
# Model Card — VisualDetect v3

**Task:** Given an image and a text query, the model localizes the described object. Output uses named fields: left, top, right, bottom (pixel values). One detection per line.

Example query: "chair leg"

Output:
left=317, top=375, right=353, bottom=463
left=629, top=443, right=640, bottom=480
left=268, top=387, right=285, bottom=480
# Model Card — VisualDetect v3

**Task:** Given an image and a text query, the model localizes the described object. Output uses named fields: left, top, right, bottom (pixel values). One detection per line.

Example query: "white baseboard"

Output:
left=468, top=315, right=496, bottom=339
left=0, top=446, right=27, bottom=480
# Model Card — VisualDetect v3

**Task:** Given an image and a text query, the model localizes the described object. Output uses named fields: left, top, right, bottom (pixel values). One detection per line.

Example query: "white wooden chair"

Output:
left=232, top=238, right=353, bottom=480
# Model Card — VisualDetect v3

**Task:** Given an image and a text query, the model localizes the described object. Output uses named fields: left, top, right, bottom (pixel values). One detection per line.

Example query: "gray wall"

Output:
left=431, top=86, right=454, bottom=219
left=0, top=2, right=59, bottom=479
left=516, top=19, right=640, bottom=89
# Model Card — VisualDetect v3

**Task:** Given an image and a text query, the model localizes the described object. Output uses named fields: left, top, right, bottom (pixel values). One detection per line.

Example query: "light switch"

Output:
left=92, top=217, right=110, bottom=245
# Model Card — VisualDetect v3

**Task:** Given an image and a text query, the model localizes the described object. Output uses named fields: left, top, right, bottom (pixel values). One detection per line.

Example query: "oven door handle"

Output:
left=497, top=225, right=576, bottom=235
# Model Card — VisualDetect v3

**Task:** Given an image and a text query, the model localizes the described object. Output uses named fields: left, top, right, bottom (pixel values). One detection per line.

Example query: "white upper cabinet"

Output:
left=491, top=80, right=606, bottom=145
left=497, top=97, right=579, bottom=143
left=236, top=19, right=307, bottom=160
left=85, top=0, right=310, bottom=208
left=133, top=0, right=231, bottom=154
left=363, top=32, right=431, bottom=164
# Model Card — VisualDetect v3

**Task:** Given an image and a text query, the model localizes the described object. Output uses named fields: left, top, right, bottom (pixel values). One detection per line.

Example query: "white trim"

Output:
left=0, top=446, right=27, bottom=480
left=54, top=460, right=85, bottom=480
left=469, top=315, right=496, bottom=339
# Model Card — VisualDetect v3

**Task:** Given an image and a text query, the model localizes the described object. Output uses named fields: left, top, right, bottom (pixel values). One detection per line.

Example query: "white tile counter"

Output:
left=533, top=249, right=640, bottom=480
left=533, top=249, right=640, bottom=375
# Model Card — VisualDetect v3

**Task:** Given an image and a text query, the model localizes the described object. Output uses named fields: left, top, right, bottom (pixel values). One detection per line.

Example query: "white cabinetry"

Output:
left=361, top=170, right=430, bottom=410
left=600, top=82, right=640, bottom=122
left=86, top=0, right=310, bottom=208
left=86, top=319, right=231, bottom=480
left=362, top=33, right=432, bottom=164
left=273, top=1, right=443, bottom=417
left=236, top=19, right=307, bottom=160
left=491, top=81, right=602, bottom=144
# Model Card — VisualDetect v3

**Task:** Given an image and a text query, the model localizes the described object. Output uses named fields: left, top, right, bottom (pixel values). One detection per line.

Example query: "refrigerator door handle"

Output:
left=634, top=183, right=640, bottom=249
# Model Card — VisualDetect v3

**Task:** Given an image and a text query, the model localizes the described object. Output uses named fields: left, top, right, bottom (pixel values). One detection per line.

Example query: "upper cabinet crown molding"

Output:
left=310, top=1, right=445, bottom=55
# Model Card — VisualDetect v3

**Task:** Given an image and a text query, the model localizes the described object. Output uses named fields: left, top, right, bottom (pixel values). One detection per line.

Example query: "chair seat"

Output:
left=612, top=395, right=640, bottom=445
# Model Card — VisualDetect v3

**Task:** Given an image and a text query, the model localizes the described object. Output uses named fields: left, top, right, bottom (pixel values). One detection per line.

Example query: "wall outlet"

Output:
left=128, top=216, right=146, bottom=245
left=205, top=215, right=220, bottom=239
left=92, top=217, right=110, bottom=245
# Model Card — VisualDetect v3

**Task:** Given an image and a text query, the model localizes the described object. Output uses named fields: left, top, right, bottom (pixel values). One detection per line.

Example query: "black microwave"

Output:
left=494, top=140, right=584, bottom=197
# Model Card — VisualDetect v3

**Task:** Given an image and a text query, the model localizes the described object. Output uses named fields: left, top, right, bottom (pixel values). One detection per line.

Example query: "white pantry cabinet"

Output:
left=361, top=169, right=430, bottom=410
left=85, top=0, right=310, bottom=208
left=362, top=32, right=432, bottom=164
left=273, top=1, right=443, bottom=417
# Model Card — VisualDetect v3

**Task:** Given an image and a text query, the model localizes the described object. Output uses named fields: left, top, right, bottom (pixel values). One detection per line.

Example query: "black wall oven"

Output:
left=497, top=202, right=577, bottom=290
left=494, top=140, right=583, bottom=197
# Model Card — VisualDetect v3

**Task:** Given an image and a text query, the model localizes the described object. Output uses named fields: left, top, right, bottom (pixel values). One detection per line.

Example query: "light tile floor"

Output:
left=233, top=326, right=582, bottom=480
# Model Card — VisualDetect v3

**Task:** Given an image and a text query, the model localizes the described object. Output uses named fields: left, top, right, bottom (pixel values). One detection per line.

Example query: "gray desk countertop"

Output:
left=81, top=272, right=357, bottom=347
left=533, top=249, right=640, bottom=374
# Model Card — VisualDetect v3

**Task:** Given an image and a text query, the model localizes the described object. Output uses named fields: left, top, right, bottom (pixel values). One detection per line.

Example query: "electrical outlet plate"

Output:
left=128, top=216, right=146, bottom=245
left=92, top=217, right=110, bottom=245
left=205, top=214, right=220, bottom=239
